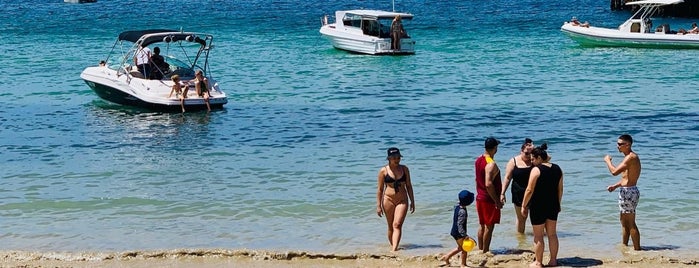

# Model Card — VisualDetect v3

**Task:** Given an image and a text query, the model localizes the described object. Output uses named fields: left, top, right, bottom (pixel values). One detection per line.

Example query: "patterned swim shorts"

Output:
left=618, top=186, right=640, bottom=214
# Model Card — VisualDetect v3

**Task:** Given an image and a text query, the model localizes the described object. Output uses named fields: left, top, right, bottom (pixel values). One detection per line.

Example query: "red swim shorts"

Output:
left=476, top=200, right=501, bottom=225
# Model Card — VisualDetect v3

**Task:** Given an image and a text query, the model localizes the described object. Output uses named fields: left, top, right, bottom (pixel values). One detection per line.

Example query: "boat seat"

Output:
left=130, top=70, right=145, bottom=79
left=123, top=65, right=145, bottom=79
left=631, top=22, right=641, bottom=33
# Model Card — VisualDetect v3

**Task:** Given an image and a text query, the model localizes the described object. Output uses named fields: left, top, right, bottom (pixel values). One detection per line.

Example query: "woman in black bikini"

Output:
left=193, top=70, right=211, bottom=112
left=501, top=138, right=534, bottom=234
left=376, top=147, right=415, bottom=252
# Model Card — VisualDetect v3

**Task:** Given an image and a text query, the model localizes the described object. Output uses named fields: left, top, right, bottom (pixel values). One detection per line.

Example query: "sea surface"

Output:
left=1, top=0, right=698, bottom=260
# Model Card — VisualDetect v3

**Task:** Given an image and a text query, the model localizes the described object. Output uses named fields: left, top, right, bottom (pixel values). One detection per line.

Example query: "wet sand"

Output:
left=2, top=249, right=698, bottom=268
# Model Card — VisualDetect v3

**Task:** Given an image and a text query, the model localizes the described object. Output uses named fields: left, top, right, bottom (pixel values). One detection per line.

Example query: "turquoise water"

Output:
left=1, top=0, right=698, bottom=260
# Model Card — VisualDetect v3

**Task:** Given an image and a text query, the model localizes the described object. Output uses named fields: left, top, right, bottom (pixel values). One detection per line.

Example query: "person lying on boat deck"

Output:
left=193, top=70, right=211, bottom=112
left=133, top=45, right=151, bottom=79
left=570, top=17, right=589, bottom=28
left=677, top=23, right=699, bottom=35
left=149, top=46, right=169, bottom=80
left=168, top=74, right=188, bottom=113
left=391, top=15, right=406, bottom=50
left=690, top=23, right=699, bottom=34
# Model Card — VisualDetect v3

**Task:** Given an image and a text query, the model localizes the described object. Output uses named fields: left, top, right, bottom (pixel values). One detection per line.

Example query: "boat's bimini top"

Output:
left=117, top=29, right=207, bottom=47
left=626, top=0, right=683, bottom=6
left=340, top=9, right=413, bottom=20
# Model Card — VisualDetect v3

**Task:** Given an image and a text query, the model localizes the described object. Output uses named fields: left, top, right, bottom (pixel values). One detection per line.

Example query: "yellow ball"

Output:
left=461, top=237, right=476, bottom=252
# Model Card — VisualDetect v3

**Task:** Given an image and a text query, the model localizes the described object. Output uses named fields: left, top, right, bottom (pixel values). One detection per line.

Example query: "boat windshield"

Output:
left=164, top=56, right=197, bottom=79
left=343, top=13, right=364, bottom=27
left=342, top=14, right=410, bottom=38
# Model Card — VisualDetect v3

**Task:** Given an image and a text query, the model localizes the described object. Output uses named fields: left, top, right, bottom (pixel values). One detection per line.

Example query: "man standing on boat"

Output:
left=133, top=45, right=151, bottom=79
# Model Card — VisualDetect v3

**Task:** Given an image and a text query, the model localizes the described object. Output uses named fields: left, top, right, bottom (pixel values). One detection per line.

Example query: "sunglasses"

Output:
left=617, top=142, right=628, bottom=146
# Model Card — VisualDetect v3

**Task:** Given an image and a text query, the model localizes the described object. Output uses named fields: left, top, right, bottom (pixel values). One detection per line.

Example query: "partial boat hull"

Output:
left=562, top=0, right=699, bottom=49
left=562, top=24, right=699, bottom=49
left=320, top=28, right=415, bottom=55
left=84, top=80, right=224, bottom=112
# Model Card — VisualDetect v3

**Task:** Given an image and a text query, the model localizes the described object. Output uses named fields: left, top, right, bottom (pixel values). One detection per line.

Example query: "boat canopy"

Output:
left=626, top=0, right=683, bottom=6
left=343, top=9, right=413, bottom=20
left=118, top=29, right=207, bottom=47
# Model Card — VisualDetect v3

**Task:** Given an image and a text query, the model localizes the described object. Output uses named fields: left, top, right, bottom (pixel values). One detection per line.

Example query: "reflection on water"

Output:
left=87, top=100, right=215, bottom=151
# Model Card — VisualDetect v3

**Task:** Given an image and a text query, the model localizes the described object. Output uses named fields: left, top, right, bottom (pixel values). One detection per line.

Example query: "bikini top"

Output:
left=197, top=80, right=208, bottom=92
left=384, top=166, right=406, bottom=192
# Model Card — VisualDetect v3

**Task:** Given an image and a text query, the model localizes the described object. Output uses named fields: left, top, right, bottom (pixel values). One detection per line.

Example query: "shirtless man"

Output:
left=604, top=134, right=642, bottom=250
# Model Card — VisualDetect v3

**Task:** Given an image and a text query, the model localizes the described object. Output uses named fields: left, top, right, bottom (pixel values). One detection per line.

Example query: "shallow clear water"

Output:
left=0, top=0, right=697, bottom=259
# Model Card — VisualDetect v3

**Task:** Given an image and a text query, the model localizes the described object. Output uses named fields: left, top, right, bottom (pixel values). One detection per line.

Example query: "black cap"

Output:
left=485, top=137, right=500, bottom=149
left=458, top=190, right=475, bottom=206
left=386, top=147, right=402, bottom=158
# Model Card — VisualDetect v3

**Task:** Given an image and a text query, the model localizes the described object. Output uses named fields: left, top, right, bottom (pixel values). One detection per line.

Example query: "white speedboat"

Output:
left=319, top=10, right=416, bottom=55
left=81, top=29, right=228, bottom=112
left=561, top=0, right=699, bottom=49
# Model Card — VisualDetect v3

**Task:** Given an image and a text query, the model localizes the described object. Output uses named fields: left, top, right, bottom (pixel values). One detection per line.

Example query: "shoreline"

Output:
left=2, top=249, right=698, bottom=268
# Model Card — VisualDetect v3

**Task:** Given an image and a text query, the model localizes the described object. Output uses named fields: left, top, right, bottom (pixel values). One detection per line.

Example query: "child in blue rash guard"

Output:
left=440, top=190, right=475, bottom=268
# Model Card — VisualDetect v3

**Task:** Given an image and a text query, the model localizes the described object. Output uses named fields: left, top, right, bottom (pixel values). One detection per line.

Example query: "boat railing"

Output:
left=320, top=15, right=329, bottom=26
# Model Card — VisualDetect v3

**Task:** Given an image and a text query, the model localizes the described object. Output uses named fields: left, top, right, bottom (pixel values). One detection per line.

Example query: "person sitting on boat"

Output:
left=570, top=17, right=590, bottom=28
left=193, top=70, right=211, bottom=112
left=391, top=15, right=406, bottom=50
left=690, top=23, right=699, bottom=34
left=680, top=22, right=699, bottom=34
left=149, top=46, right=169, bottom=80
left=133, top=45, right=151, bottom=79
left=168, top=74, right=188, bottom=113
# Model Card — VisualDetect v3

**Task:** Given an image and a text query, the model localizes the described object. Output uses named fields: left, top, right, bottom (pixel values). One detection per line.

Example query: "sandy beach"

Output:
left=2, top=249, right=698, bottom=268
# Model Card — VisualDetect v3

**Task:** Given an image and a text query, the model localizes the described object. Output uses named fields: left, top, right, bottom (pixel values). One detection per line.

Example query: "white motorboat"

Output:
left=561, top=0, right=699, bottom=49
left=319, top=9, right=416, bottom=55
left=81, top=29, right=228, bottom=112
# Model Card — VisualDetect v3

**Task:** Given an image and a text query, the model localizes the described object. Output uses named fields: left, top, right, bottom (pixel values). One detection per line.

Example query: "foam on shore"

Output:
left=2, top=249, right=698, bottom=267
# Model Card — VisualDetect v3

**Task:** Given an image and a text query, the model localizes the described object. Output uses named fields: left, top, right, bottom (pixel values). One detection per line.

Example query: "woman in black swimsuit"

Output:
left=501, top=138, right=534, bottom=234
left=521, top=144, right=564, bottom=268
left=376, top=147, right=415, bottom=252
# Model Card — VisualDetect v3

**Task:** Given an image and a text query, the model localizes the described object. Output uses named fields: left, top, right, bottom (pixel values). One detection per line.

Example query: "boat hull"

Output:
left=561, top=24, right=699, bottom=49
left=84, top=80, right=223, bottom=112
left=320, top=25, right=415, bottom=55
left=81, top=67, right=227, bottom=112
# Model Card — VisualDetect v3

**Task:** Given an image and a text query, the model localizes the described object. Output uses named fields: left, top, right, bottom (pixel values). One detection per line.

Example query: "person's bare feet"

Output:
left=438, top=255, right=450, bottom=267
left=529, top=261, right=543, bottom=268
left=546, top=260, right=558, bottom=267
